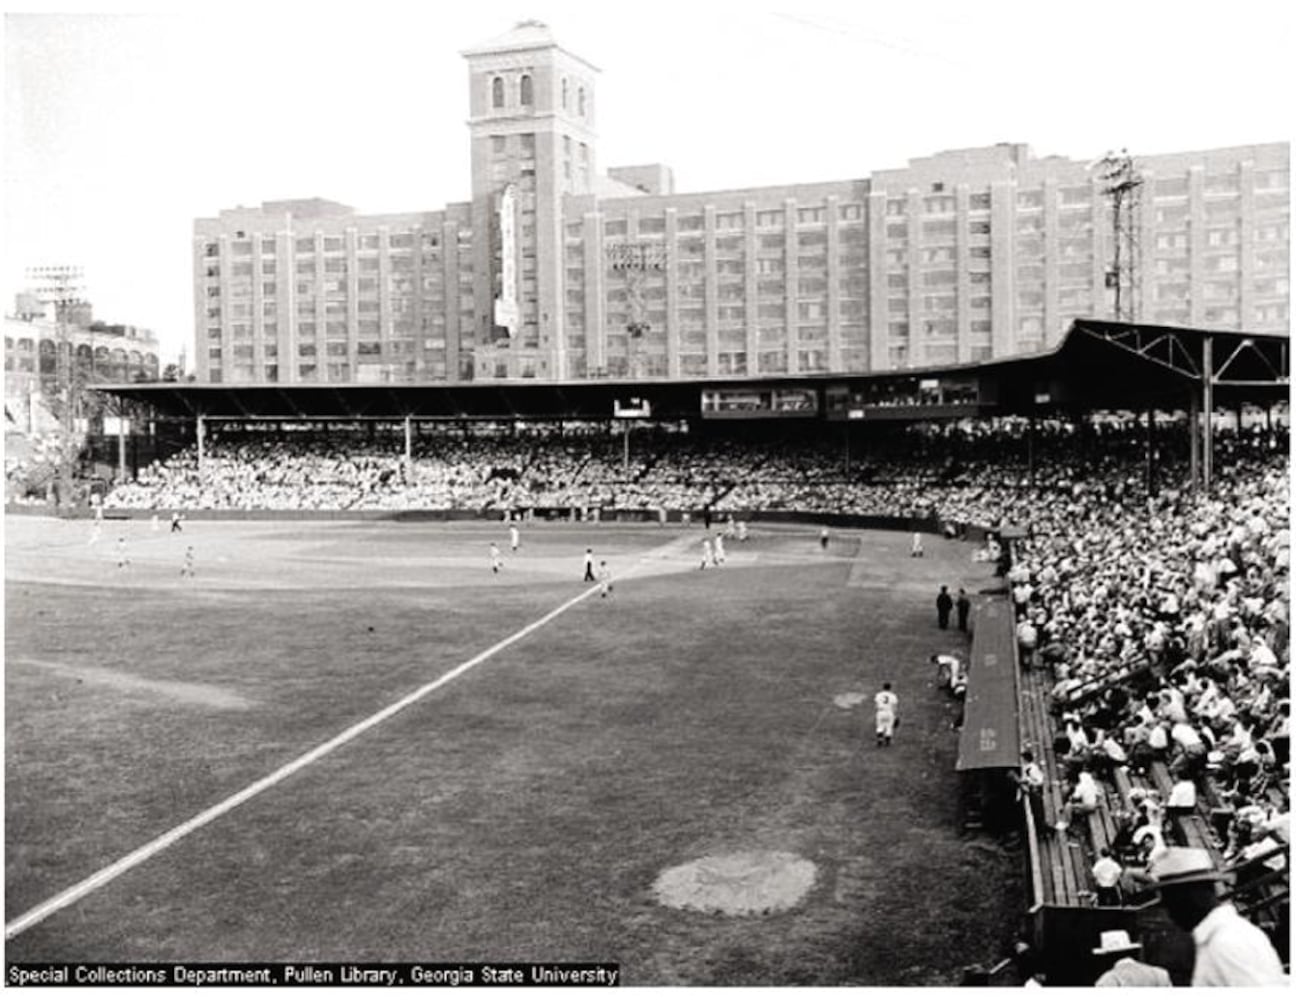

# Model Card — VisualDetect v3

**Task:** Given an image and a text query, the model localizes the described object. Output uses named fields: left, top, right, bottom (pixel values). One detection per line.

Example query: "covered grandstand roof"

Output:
left=98, top=321, right=1289, bottom=421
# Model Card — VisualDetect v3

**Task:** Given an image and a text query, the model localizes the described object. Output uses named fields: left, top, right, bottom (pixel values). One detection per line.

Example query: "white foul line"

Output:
left=6, top=570, right=622, bottom=940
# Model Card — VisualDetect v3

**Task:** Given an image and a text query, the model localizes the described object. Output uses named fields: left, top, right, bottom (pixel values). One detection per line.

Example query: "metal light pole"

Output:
left=27, top=265, right=85, bottom=504
left=1094, top=151, right=1143, bottom=323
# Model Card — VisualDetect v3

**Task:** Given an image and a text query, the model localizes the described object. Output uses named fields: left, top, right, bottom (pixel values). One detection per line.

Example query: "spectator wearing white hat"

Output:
left=1091, top=929, right=1171, bottom=987
left=1149, top=847, right=1287, bottom=987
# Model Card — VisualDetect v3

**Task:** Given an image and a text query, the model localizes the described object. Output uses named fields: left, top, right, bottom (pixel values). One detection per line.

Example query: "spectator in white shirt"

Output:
left=1055, top=769, right=1100, bottom=833
left=1091, top=848, right=1124, bottom=907
left=1149, top=848, right=1287, bottom=987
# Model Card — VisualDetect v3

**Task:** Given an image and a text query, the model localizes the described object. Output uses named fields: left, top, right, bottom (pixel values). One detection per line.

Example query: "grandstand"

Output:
left=6, top=320, right=1289, bottom=984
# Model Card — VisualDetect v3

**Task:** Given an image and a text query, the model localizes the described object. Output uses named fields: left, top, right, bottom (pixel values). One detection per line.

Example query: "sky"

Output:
left=3, top=0, right=1292, bottom=365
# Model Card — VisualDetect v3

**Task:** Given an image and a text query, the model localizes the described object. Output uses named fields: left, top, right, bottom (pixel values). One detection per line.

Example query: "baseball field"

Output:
left=5, top=514, right=1022, bottom=984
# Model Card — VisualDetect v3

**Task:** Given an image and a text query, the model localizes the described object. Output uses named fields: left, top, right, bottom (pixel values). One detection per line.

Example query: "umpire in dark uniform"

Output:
left=956, top=588, right=971, bottom=631
left=937, top=585, right=953, bottom=629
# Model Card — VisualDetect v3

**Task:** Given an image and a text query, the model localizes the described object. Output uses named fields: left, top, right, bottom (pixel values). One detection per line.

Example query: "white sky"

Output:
left=3, top=0, right=1292, bottom=363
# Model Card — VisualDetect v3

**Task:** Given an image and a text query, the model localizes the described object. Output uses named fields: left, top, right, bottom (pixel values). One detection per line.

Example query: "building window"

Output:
left=578, top=86, right=585, bottom=115
left=519, top=74, right=533, bottom=106
left=562, top=78, right=568, bottom=109
left=492, top=76, right=504, bottom=108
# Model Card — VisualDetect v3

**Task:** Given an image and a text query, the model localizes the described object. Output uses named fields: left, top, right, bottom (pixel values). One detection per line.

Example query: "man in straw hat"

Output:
left=1149, top=846, right=1287, bottom=986
left=1091, top=929, right=1171, bottom=986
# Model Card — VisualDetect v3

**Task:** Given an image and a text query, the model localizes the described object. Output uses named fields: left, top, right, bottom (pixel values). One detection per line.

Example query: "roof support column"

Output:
left=1026, top=413, right=1035, bottom=489
left=1202, top=336, right=1214, bottom=493
left=196, top=413, right=206, bottom=481
left=117, top=414, right=128, bottom=484
left=1145, top=406, right=1155, bottom=498
left=1189, top=391, right=1200, bottom=490
left=404, top=414, right=413, bottom=483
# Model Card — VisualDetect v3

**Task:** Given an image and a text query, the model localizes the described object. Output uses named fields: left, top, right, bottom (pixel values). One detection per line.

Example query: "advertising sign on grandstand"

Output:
left=825, top=376, right=982, bottom=421
left=613, top=397, right=651, bottom=419
left=700, top=387, right=819, bottom=419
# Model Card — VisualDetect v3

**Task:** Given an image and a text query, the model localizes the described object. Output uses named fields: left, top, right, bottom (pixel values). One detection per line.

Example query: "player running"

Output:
left=700, top=536, right=713, bottom=569
left=181, top=545, right=195, bottom=579
left=598, top=560, right=613, bottom=598
left=489, top=542, right=503, bottom=574
left=510, top=524, right=520, bottom=552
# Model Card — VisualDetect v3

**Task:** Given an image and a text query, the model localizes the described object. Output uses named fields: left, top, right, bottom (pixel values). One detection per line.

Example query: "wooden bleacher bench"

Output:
left=1148, top=761, right=1224, bottom=861
left=1112, top=765, right=1135, bottom=804
left=1019, top=669, right=1093, bottom=905
left=1059, top=658, right=1154, bottom=713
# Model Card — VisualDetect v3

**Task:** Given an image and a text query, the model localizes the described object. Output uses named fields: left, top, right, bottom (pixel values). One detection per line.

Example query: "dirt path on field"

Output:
left=11, top=657, right=253, bottom=710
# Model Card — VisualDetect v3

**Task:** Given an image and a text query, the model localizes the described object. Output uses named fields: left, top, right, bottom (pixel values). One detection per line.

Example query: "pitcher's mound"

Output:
left=652, top=850, right=817, bottom=915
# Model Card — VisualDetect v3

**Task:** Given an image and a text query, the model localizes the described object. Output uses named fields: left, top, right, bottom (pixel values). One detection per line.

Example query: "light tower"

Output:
left=606, top=241, right=665, bottom=378
left=26, top=264, right=86, bottom=500
left=1095, top=150, right=1143, bottom=323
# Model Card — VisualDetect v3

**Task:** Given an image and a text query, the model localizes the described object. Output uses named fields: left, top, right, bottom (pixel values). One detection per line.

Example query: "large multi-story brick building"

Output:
left=192, top=21, right=1289, bottom=385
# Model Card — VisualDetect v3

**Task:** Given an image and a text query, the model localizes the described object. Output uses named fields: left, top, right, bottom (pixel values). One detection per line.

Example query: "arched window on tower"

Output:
left=578, top=86, right=586, bottom=116
left=491, top=76, right=504, bottom=109
left=519, top=74, right=533, bottom=106
left=562, top=77, right=568, bottom=109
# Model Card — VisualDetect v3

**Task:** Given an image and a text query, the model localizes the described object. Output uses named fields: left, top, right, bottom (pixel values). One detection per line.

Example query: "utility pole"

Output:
left=27, top=265, right=85, bottom=504
left=1095, top=150, right=1144, bottom=323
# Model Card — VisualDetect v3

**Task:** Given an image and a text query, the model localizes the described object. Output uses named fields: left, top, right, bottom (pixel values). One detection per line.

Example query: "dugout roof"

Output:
left=955, top=598, right=1021, bottom=772
left=98, top=321, right=1289, bottom=421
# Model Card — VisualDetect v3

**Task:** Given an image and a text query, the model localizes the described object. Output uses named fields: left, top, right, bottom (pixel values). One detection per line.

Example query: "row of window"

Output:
left=204, top=232, right=460, bottom=258
left=490, top=73, right=587, bottom=116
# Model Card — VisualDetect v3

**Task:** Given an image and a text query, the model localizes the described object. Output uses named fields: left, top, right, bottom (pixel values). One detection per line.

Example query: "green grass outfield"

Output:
left=5, top=515, right=1023, bottom=984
